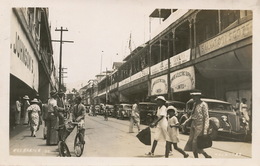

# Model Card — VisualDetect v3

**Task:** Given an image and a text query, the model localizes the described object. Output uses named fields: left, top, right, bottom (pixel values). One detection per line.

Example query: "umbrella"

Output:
left=136, top=127, right=151, bottom=145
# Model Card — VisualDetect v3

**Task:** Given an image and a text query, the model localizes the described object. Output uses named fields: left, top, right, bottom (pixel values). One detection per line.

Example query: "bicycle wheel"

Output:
left=58, top=141, right=71, bottom=157
left=74, top=133, right=85, bottom=157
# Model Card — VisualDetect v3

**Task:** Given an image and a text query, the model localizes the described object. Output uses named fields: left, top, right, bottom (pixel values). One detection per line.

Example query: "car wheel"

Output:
left=208, top=124, right=218, bottom=140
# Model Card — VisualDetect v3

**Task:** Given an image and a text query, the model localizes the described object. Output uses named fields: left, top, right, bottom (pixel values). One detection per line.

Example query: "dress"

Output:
left=27, top=104, right=41, bottom=134
left=46, top=98, right=59, bottom=145
left=166, top=116, right=179, bottom=143
left=184, top=101, right=209, bottom=153
left=154, top=105, right=168, bottom=141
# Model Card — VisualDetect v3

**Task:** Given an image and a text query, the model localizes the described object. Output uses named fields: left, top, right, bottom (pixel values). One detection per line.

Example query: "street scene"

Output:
left=7, top=1, right=256, bottom=165
left=10, top=114, right=251, bottom=158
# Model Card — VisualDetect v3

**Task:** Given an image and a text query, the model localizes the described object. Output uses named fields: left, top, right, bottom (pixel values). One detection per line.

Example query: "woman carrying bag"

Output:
left=145, top=96, right=168, bottom=156
left=182, top=91, right=212, bottom=158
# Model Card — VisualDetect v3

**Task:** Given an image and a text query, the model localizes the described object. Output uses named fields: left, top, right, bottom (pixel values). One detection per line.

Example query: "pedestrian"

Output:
left=165, top=106, right=189, bottom=158
left=27, top=98, right=41, bottom=137
left=57, top=90, right=66, bottom=127
left=129, top=100, right=141, bottom=133
left=42, top=100, right=49, bottom=139
left=104, top=105, right=109, bottom=121
left=46, top=90, right=59, bottom=145
left=240, top=98, right=249, bottom=122
left=22, top=95, right=30, bottom=125
left=146, top=96, right=168, bottom=156
left=234, top=99, right=240, bottom=115
left=15, top=97, right=22, bottom=125
left=35, top=93, right=43, bottom=131
left=182, top=91, right=212, bottom=158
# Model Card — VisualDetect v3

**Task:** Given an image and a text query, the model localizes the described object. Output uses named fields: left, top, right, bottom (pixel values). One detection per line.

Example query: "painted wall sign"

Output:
left=151, top=74, right=168, bottom=95
left=119, top=67, right=149, bottom=87
left=199, top=20, right=252, bottom=55
left=170, top=49, right=190, bottom=68
left=10, top=12, right=39, bottom=90
left=151, top=59, right=168, bottom=75
left=170, top=66, right=195, bottom=93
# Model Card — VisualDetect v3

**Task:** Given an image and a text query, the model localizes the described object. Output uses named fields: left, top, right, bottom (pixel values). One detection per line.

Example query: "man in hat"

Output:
left=183, top=90, right=211, bottom=158
left=146, top=96, right=168, bottom=156
left=57, top=90, right=66, bottom=126
left=22, top=95, right=30, bottom=125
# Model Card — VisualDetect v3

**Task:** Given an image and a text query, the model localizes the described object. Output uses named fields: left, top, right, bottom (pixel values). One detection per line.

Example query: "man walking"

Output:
left=129, top=99, right=141, bottom=133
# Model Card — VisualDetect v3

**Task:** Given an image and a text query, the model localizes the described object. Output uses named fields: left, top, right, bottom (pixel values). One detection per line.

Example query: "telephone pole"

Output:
left=52, top=27, right=74, bottom=91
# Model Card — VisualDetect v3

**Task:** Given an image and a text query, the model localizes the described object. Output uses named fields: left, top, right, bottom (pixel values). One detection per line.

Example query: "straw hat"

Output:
left=167, top=105, right=177, bottom=113
left=155, top=96, right=167, bottom=102
left=31, top=98, right=38, bottom=103
left=23, top=95, right=29, bottom=100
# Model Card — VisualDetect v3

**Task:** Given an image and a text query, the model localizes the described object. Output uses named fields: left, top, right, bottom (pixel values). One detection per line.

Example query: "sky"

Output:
left=48, top=0, right=162, bottom=90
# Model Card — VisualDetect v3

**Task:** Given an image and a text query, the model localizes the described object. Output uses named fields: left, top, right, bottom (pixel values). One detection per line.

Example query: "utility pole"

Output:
left=52, top=27, right=74, bottom=91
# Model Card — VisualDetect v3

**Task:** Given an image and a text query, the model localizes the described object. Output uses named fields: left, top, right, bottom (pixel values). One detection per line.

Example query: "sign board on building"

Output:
left=170, top=66, right=195, bottom=93
left=151, top=74, right=168, bottom=95
left=119, top=67, right=149, bottom=87
left=10, top=12, right=39, bottom=90
left=199, top=20, right=252, bottom=55
left=151, top=59, right=168, bottom=75
left=170, top=49, right=191, bottom=68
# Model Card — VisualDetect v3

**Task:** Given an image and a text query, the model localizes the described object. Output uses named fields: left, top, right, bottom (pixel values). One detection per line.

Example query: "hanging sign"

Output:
left=151, top=74, right=168, bottom=95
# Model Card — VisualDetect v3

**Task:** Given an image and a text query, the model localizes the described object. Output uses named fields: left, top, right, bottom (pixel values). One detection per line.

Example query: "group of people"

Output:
left=12, top=94, right=43, bottom=137
left=130, top=91, right=212, bottom=158
left=12, top=90, right=86, bottom=146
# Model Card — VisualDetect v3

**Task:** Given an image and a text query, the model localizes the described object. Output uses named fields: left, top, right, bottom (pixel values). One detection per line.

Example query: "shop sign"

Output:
left=151, top=74, right=168, bottom=95
left=170, top=49, right=190, bottom=68
left=170, top=66, right=195, bottom=92
left=151, top=59, right=168, bottom=75
left=10, top=14, right=39, bottom=90
left=199, top=20, right=252, bottom=55
left=119, top=67, right=149, bottom=87
left=110, top=83, right=118, bottom=90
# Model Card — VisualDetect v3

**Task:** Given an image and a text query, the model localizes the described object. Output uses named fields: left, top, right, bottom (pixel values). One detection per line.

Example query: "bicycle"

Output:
left=57, top=121, right=85, bottom=157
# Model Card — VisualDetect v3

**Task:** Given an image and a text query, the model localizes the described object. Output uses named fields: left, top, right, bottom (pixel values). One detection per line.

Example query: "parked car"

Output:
left=166, top=100, right=186, bottom=120
left=138, top=102, right=157, bottom=125
left=116, top=104, right=132, bottom=120
left=180, top=98, right=251, bottom=141
left=105, top=104, right=114, bottom=116
left=94, top=105, right=101, bottom=115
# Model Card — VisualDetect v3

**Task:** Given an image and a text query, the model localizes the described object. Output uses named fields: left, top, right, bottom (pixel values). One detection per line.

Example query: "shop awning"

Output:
left=195, top=45, right=252, bottom=79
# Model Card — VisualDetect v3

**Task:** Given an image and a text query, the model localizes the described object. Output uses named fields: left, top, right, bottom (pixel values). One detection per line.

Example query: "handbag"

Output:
left=197, top=134, right=212, bottom=149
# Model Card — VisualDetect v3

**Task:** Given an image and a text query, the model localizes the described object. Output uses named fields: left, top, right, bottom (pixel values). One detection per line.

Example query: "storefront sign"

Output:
left=10, top=13, right=39, bottom=90
left=170, top=66, right=195, bottom=92
left=119, top=67, right=149, bottom=87
left=151, top=75, right=168, bottom=95
left=170, top=49, right=190, bottom=68
left=151, top=59, right=168, bottom=75
left=199, top=20, right=252, bottom=55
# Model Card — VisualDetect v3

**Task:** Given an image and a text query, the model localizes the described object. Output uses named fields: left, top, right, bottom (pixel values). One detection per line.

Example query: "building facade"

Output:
left=10, top=8, right=58, bottom=128
left=95, top=9, right=252, bottom=107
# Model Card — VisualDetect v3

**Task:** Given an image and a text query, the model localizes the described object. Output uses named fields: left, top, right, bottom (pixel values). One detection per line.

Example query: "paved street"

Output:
left=10, top=115, right=252, bottom=158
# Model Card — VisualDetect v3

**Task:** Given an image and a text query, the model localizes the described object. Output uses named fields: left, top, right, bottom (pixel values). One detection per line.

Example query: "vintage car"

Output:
left=180, top=98, right=250, bottom=141
left=94, top=105, right=101, bottom=115
left=166, top=100, right=186, bottom=120
left=116, top=104, right=132, bottom=119
left=105, top=104, right=115, bottom=116
left=138, top=102, right=157, bottom=125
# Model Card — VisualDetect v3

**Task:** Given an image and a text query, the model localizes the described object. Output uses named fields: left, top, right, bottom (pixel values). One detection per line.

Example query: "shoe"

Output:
left=138, top=129, right=141, bottom=132
left=169, top=151, right=173, bottom=156
left=145, top=152, right=154, bottom=156
left=129, top=131, right=134, bottom=133
left=205, top=155, right=212, bottom=158
left=184, top=153, right=189, bottom=158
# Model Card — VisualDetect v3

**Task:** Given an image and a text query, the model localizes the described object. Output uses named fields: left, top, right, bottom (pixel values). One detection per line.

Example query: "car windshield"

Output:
left=207, top=102, right=233, bottom=112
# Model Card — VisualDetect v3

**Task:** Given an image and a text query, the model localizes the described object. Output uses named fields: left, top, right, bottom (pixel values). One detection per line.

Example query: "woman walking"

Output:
left=146, top=96, right=168, bottom=156
left=22, top=95, right=30, bottom=125
left=27, top=98, right=41, bottom=137
left=182, top=91, right=211, bottom=158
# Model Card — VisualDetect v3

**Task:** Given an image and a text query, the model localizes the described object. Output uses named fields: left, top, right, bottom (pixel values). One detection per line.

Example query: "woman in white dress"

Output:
left=146, top=96, right=168, bottom=156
